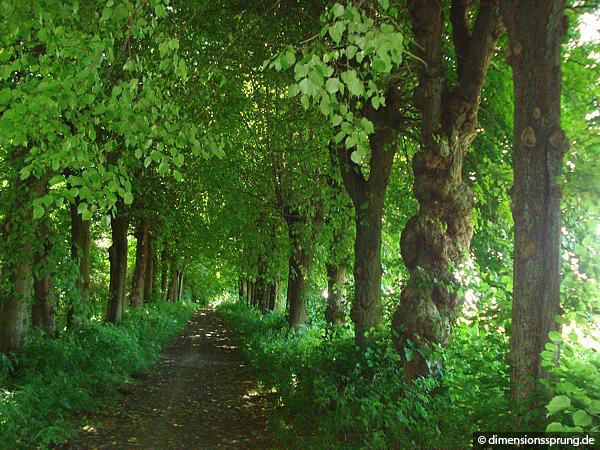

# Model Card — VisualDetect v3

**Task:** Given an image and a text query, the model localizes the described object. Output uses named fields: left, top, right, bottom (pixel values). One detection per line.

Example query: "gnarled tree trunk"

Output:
left=325, top=264, right=347, bottom=325
left=106, top=204, right=128, bottom=324
left=501, top=0, right=568, bottom=421
left=392, top=0, right=502, bottom=380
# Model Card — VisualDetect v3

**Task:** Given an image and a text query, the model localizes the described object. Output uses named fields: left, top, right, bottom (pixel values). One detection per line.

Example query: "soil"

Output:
left=69, top=308, right=273, bottom=449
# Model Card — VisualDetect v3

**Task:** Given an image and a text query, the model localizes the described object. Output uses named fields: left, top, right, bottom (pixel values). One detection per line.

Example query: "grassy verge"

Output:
left=218, top=301, right=512, bottom=449
left=0, top=301, right=199, bottom=448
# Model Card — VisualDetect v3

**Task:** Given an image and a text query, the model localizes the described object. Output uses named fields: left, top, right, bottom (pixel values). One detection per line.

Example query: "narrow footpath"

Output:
left=72, top=308, right=272, bottom=449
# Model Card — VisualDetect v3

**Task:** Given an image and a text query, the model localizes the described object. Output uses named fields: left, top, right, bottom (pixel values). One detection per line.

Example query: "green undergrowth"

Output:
left=0, top=301, right=199, bottom=449
left=219, top=301, right=512, bottom=449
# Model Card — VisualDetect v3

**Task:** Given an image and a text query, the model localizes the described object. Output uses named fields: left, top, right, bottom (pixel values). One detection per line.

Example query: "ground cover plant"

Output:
left=0, top=302, right=198, bottom=448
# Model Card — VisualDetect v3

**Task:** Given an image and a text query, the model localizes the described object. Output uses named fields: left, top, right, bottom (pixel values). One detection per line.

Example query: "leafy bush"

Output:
left=0, top=301, right=198, bottom=448
left=543, top=327, right=600, bottom=432
left=219, top=301, right=511, bottom=448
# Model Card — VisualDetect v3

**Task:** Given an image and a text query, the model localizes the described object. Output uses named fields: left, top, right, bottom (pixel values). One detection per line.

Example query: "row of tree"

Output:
left=1, top=0, right=597, bottom=427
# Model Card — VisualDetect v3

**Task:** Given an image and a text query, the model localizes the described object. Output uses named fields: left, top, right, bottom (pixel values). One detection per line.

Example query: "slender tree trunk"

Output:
left=167, top=262, right=178, bottom=302
left=32, top=221, right=55, bottom=335
left=130, top=218, right=149, bottom=308
left=106, top=204, right=128, bottom=324
left=177, top=272, right=184, bottom=301
left=68, top=199, right=90, bottom=329
left=268, top=284, right=276, bottom=311
left=144, top=234, right=155, bottom=302
left=161, top=247, right=169, bottom=300
left=392, top=0, right=502, bottom=380
left=325, top=264, right=347, bottom=325
left=501, top=0, right=568, bottom=421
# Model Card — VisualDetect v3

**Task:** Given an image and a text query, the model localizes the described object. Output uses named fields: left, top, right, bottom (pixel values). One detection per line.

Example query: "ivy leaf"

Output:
left=326, top=78, right=340, bottom=94
left=548, top=330, right=562, bottom=342
left=331, top=114, right=343, bottom=126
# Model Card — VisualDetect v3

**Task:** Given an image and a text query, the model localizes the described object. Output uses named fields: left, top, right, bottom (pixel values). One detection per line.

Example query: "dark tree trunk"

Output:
left=338, top=127, right=396, bottom=347
left=161, top=247, right=169, bottom=300
left=501, top=0, right=568, bottom=421
left=325, top=264, right=347, bottom=325
left=130, top=218, right=150, bottom=308
left=167, top=262, right=178, bottom=302
left=106, top=204, right=128, bottom=324
left=68, top=199, right=90, bottom=329
left=286, top=244, right=314, bottom=327
left=144, top=234, right=155, bottom=302
left=32, top=221, right=55, bottom=335
left=268, top=284, right=276, bottom=311
left=392, top=0, right=502, bottom=380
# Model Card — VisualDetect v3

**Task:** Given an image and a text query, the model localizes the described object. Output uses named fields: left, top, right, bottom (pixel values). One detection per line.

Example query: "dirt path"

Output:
left=72, top=308, right=272, bottom=449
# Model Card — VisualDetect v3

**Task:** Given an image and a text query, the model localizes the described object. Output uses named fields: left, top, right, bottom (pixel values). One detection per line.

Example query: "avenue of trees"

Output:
left=0, top=0, right=598, bottom=446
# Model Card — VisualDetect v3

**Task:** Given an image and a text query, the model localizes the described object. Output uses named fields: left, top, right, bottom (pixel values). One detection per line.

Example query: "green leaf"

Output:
left=123, top=191, right=134, bottom=205
left=159, top=162, right=169, bottom=175
left=360, top=117, right=374, bottom=134
left=548, top=330, right=562, bottom=342
left=328, top=22, right=345, bottom=44
left=331, top=114, right=343, bottom=126
left=554, top=315, right=568, bottom=325
left=173, top=170, right=183, bottom=182
left=573, top=410, right=592, bottom=427
left=341, top=69, right=363, bottom=97
left=546, top=422, right=565, bottom=432
left=332, top=3, right=345, bottom=18
left=134, top=148, right=142, bottom=159
left=589, top=400, right=600, bottom=415
left=33, top=205, right=44, bottom=220
left=546, top=395, right=571, bottom=415
left=326, top=78, right=340, bottom=94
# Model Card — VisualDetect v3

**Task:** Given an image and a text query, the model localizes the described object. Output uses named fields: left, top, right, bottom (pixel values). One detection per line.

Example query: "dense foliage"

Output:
left=0, top=0, right=598, bottom=447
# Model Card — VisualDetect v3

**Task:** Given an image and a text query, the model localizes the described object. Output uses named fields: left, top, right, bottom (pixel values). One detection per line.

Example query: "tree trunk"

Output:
left=501, top=0, right=568, bottom=421
left=167, top=263, right=178, bottom=302
left=161, top=247, right=169, bottom=300
left=0, top=166, right=35, bottom=352
left=32, top=221, right=55, bottom=335
left=392, top=0, right=502, bottom=380
left=106, top=205, right=128, bottom=324
left=177, top=272, right=184, bottom=301
left=68, top=199, right=90, bottom=329
left=268, top=283, right=276, bottom=311
left=338, top=126, right=396, bottom=347
left=130, top=218, right=150, bottom=308
left=144, top=234, right=155, bottom=302
left=0, top=257, right=31, bottom=352
left=286, top=244, right=314, bottom=327
left=325, top=264, right=346, bottom=325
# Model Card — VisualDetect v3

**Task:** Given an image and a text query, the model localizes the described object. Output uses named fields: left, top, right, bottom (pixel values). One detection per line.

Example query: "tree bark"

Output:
left=32, top=221, right=55, bottom=335
left=325, top=264, right=347, bottom=325
left=501, top=0, right=568, bottom=420
left=161, top=246, right=169, bottom=300
left=392, top=0, right=502, bottom=380
left=285, top=213, right=321, bottom=328
left=167, top=261, right=178, bottom=302
left=67, top=199, right=90, bottom=329
left=0, top=165, right=35, bottom=352
left=177, top=272, right=184, bottom=301
left=338, top=126, right=396, bottom=347
left=106, top=204, right=128, bottom=324
left=144, top=234, right=155, bottom=302
left=130, top=218, right=150, bottom=308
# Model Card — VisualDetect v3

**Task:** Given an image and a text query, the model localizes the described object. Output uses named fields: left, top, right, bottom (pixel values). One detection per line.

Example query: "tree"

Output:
left=501, top=0, right=569, bottom=421
left=392, top=0, right=503, bottom=380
